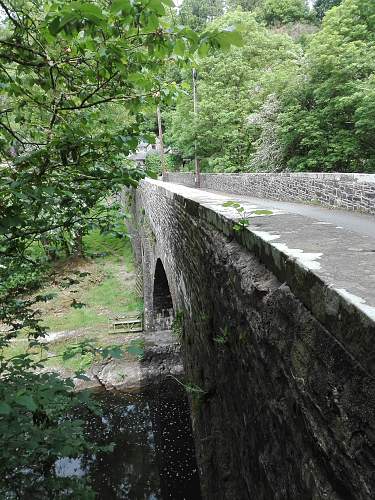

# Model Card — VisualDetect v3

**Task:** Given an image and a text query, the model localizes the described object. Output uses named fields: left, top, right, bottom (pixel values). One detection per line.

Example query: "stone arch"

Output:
left=153, top=258, right=174, bottom=330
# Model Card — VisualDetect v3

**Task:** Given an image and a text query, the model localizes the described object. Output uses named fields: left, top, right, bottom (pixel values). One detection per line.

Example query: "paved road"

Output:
left=206, top=190, right=375, bottom=240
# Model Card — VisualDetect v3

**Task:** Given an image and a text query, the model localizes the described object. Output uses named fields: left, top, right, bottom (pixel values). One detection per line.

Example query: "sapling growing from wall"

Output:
left=168, top=374, right=206, bottom=401
left=222, top=201, right=273, bottom=231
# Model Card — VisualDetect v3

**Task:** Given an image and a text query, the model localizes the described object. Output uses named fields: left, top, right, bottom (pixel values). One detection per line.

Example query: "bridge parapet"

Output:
left=131, top=178, right=375, bottom=499
left=165, top=171, right=375, bottom=215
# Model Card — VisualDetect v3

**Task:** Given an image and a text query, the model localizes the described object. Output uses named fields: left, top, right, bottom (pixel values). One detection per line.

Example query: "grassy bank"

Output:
left=5, top=230, right=144, bottom=373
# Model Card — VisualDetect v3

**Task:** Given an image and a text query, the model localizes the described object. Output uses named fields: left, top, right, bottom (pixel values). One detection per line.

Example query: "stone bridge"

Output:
left=128, top=175, right=375, bottom=500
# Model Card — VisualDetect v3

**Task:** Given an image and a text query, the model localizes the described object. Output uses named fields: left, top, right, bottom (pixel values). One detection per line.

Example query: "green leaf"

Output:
left=1, top=215, right=23, bottom=229
left=221, top=26, right=243, bottom=47
left=48, top=16, right=62, bottom=36
left=15, top=395, right=38, bottom=412
left=58, top=12, right=80, bottom=32
left=78, top=3, right=105, bottom=20
left=174, top=39, right=185, bottom=57
left=223, top=201, right=241, bottom=208
left=148, top=0, right=166, bottom=16
left=0, top=402, right=11, bottom=415
left=146, top=169, right=158, bottom=179
left=198, top=42, right=210, bottom=57
left=145, top=13, right=160, bottom=31
left=100, top=443, right=115, bottom=452
left=76, top=390, right=91, bottom=404
left=252, top=210, right=273, bottom=216
left=111, top=0, right=132, bottom=14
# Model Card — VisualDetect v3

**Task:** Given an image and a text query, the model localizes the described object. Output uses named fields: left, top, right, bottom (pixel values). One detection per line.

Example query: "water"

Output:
left=56, top=383, right=201, bottom=500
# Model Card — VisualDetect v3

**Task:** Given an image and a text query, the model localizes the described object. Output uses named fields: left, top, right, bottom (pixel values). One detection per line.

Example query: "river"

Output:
left=55, top=382, right=201, bottom=500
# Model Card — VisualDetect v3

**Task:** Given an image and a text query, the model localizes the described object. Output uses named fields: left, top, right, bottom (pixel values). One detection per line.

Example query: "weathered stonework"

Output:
left=165, top=172, right=375, bottom=215
left=129, top=179, right=375, bottom=500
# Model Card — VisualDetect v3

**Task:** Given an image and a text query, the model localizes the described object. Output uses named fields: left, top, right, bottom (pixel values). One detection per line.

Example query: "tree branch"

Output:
left=0, top=120, right=25, bottom=144
left=59, top=92, right=153, bottom=111
left=79, top=71, right=120, bottom=108
left=0, top=0, right=20, bottom=27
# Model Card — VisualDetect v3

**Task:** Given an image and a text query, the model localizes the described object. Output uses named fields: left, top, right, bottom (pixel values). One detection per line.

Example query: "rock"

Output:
left=76, top=329, right=183, bottom=393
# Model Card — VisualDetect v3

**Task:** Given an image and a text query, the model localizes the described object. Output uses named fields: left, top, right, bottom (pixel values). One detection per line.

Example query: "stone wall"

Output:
left=131, top=180, right=375, bottom=500
left=165, top=172, right=375, bottom=214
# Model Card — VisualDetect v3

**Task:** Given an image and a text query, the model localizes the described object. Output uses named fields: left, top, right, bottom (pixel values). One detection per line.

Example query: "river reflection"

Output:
left=56, top=384, right=201, bottom=500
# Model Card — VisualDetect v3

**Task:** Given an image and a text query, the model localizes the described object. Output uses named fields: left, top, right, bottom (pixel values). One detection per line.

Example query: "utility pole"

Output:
left=192, top=68, right=200, bottom=188
left=157, top=105, right=166, bottom=180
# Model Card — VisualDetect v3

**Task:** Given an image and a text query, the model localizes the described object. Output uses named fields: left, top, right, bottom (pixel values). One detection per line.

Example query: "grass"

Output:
left=42, top=309, right=108, bottom=332
left=39, top=230, right=143, bottom=332
left=84, top=277, right=143, bottom=312
left=3, top=228, right=144, bottom=373
left=2, top=340, right=31, bottom=361
left=41, top=273, right=143, bottom=332
left=83, top=229, right=135, bottom=271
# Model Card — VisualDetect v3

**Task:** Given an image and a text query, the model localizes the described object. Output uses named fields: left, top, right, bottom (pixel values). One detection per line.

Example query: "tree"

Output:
left=0, top=0, right=239, bottom=495
left=248, top=94, right=284, bottom=171
left=314, top=0, right=342, bottom=20
left=278, top=0, right=375, bottom=172
left=256, top=0, right=311, bottom=26
left=165, top=11, right=301, bottom=171
left=179, top=0, right=225, bottom=31
left=226, top=0, right=261, bottom=11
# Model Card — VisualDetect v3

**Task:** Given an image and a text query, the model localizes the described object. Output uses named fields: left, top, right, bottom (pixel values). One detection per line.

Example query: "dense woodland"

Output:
left=153, top=0, right=375, bottom=174
left=0, top=0, right=374, bottom=497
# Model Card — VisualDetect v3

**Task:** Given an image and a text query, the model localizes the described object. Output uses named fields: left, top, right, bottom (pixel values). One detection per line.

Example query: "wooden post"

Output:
left=157, top=105, right=166, bottom=180
left=192, top=68, right=200, bottom=188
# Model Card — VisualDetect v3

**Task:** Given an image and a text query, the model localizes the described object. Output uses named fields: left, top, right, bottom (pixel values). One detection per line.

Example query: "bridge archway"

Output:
left=153, top=258, right=174, bottom=330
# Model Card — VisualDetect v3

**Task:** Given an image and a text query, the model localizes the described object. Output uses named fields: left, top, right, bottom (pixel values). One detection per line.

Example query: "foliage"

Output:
left=83, top=225, right=134, bottom=264
left=0, top=227, right=144, bottom=495
left=165, top=11, right=301, bottom=171
left=165, top=0, right=375, bottom=174
left=223, top=200, right=273, bottom=231
left=179, top=0, right=225, bottom=31
left=0, top=366, right=99, bottom=498
left=0, top=0, right=241, bottom=495
left=278, top=0, right=375, bottom=172
left=144, top=151, right=181, bottom=174
left=256, top=0, right=311, bottom=26
left=223, top=200, right=250, bottom=230
left=314, top=0, right=342, bottom=20
left=168, top=374, right=205, bottom=398
left=3, top=230, right=144, bottom=379
left=172, top=375, right=206, bottom=413
left=226, top=0, right=261, bottom=12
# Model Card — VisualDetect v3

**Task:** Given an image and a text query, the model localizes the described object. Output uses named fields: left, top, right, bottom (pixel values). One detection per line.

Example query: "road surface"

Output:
left=206, top=190, right=375, bottom=240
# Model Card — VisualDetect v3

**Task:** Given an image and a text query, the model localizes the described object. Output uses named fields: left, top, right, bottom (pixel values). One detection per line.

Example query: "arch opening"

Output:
left=153, top=259, right=174, bottom=330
